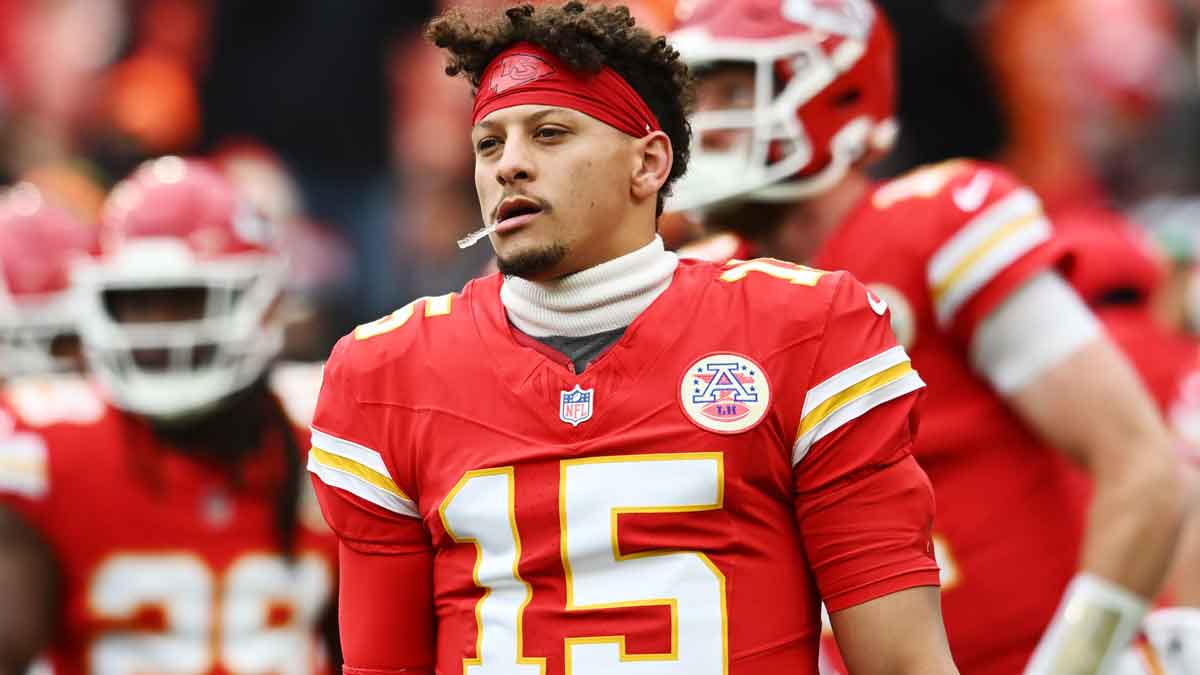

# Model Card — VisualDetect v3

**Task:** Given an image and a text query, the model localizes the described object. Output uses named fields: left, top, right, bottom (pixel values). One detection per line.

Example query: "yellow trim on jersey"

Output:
left=309, top=447, right=407, bottom=499
left=792, top=346, right=925, bottom=465
left=930, top=211, right=1042, bottom=306
left=796, top=361, right=914, bottom=440
left=306, top=427, right=419, bottom=518
left=927, top=188, right=1051, bottom=325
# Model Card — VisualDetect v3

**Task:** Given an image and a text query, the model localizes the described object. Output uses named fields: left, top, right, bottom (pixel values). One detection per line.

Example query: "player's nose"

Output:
left=495, top=136, right=536, bottom=185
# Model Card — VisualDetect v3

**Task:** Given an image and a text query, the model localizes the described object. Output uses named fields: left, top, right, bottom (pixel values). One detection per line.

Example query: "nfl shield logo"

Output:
left=559, top=385, right=594, bottom=427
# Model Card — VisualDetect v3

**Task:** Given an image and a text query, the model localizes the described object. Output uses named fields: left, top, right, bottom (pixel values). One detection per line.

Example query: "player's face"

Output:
left=693, top=64, right=756, bottom=153
left=104, top=287, right=209, bottom=369
left=473, top=105, right=638, bottom=280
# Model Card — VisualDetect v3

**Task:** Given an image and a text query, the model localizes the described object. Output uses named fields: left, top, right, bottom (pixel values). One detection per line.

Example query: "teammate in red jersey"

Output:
left=305, top=3, right=957, bottom=674
left=0, top=183, right=97, bottom=675
left=667, top=1, right=1188, bottom=674
left=0, top=157, right=339, bottom=675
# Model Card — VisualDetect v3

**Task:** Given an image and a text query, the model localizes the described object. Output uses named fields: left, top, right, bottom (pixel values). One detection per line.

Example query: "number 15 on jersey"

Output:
left=439, top=453, right=729, bottom=675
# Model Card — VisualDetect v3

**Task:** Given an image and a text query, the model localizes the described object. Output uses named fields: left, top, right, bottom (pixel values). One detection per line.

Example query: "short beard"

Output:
left=497, top=242, right=569, bottom=280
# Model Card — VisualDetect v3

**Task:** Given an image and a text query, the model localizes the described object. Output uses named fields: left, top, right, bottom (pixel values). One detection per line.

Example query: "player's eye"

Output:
left=476, top=137, right=500, bottom=154
left=534, top=126, right=566, bottom=141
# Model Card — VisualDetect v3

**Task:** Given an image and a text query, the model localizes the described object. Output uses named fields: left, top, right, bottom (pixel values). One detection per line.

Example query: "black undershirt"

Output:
left=534, top=327, right=627, bottom=374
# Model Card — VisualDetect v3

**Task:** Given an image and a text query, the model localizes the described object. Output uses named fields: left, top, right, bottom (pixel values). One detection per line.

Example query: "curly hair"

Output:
left=426, top=1, right=694, bottom=217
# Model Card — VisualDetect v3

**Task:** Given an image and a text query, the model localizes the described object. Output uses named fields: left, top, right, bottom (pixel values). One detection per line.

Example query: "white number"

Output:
left=90, top=555, right=213, bottom=673
left=561, top=454, right=727, bottom=674
left=354, top=293, right=454, bottom=341
left=221, top=555, right=334, bottom=673
left=439, top=455, right=728, bottom=675
left=440, top=468, right=545, bottom=674
left=89, top=553, right=333, bottom=674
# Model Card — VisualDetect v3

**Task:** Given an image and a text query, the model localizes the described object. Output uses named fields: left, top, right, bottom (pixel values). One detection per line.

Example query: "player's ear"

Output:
left=630, top=131, right=672, bottom=203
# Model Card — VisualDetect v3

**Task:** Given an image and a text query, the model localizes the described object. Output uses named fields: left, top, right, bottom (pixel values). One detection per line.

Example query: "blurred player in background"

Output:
left=307, top=2, right=958, bottom=673
left=0, top=182, right=96, bottom=384
left=668, top=1, right=1188, bottom=673
left=0, top=157, right=338, bottom=675
left=0, top=185, right=96, bottom=675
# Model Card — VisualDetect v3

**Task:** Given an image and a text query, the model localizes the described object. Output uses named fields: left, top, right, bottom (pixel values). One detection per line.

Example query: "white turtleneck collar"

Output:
left=500, top=235, right=679, bottom=338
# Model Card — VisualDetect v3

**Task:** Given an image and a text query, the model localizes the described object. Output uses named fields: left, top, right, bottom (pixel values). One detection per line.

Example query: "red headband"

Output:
left=472, top=42, right=661, bottom=138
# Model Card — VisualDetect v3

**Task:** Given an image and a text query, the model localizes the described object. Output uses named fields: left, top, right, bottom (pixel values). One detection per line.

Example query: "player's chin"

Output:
left=495, top=240, right=570, bottom=280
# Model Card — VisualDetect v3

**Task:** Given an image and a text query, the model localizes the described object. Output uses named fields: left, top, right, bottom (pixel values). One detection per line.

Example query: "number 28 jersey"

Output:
left=308, top=258, right=940, bottom=674
left=0, top=373, right=338, bottom=675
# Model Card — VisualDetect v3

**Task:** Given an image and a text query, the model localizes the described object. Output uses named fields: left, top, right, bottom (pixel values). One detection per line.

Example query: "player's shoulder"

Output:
left=1, top=374, right=110, bottom=431
left=866, top=159, right=1041, bottom=242
left=680, top=256, right=868, bottom=327
left=870, top=158, right=1027, bottom=212
left=0, top=374, right=118, bottom=500
left=0, top=403, right=49, bottom=500
left=862, top=159, right=1051, bottom=278
left=325, top=276, right=494, bottom=385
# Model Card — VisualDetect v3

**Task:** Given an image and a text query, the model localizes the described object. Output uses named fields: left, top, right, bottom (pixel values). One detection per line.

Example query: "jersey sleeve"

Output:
left=792, top=272, right=940, bottom=613
left=925, top=164, right=1067, bottom=343
left=306, top=335, right=430, bottom=555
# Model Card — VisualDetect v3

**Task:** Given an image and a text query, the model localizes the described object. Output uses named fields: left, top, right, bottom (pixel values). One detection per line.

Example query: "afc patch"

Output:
left=679, top=353, right=771, bottom=434
left=560, top=384, right=594, bottom=427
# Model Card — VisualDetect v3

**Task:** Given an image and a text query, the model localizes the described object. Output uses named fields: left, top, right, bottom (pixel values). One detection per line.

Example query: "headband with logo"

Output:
left=472, top=42, right=662, bottom=138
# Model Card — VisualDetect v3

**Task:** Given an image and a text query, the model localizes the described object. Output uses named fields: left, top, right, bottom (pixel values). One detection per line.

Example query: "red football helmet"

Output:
left=74, top=156, right=287, bottom=420
left=668, top=0, right=897, bottom=211
left=0, top=183, right=96, bottom=379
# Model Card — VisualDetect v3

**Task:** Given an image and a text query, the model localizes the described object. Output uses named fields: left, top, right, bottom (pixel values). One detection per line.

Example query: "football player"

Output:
left=667, top=1, right=1188, bottom=674
left=0, top=157, right=338, bottom=675
left=306, top=2, right=958, bottom=674
left=0, top=182, right=96, bottom=382
left=0, top=183, right=97, bottom=675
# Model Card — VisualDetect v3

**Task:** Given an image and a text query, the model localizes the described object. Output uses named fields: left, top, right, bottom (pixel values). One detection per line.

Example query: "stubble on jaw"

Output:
left=496, top=241, right=570, bottom=280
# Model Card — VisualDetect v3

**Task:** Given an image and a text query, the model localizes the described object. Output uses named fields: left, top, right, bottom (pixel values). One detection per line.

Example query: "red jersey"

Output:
left=0, top=373, right=338, bottom=675
left=810, top=160, right=1088, bottom=675
left=308, top=259, right=939, bottom=674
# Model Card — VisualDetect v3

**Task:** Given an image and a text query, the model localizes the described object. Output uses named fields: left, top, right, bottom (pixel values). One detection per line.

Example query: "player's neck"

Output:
left=766, top=170, right=872, bottom=263
left=501, top=235, right=678, bottom=338
left=149, top=378, right=275, bottom=462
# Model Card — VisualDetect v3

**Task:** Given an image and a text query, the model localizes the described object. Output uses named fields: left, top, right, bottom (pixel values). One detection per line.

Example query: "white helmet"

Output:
left=74, top=156, right=287, bottom=421
left=667, top=0, right=899, bottom=212
left=0, top=183, right=96, bottom=379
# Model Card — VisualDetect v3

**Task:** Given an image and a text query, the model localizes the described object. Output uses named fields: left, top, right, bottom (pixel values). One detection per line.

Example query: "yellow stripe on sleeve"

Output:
left=310, top=446, right=409, bottom=500
left=931, top=211, right=1042, bottom=306
left=795, top=360, right=915, bottom=441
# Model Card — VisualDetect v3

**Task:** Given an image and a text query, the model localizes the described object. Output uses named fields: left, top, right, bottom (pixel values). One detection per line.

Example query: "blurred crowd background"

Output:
left=4, top=0, right=1200, bottom=363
